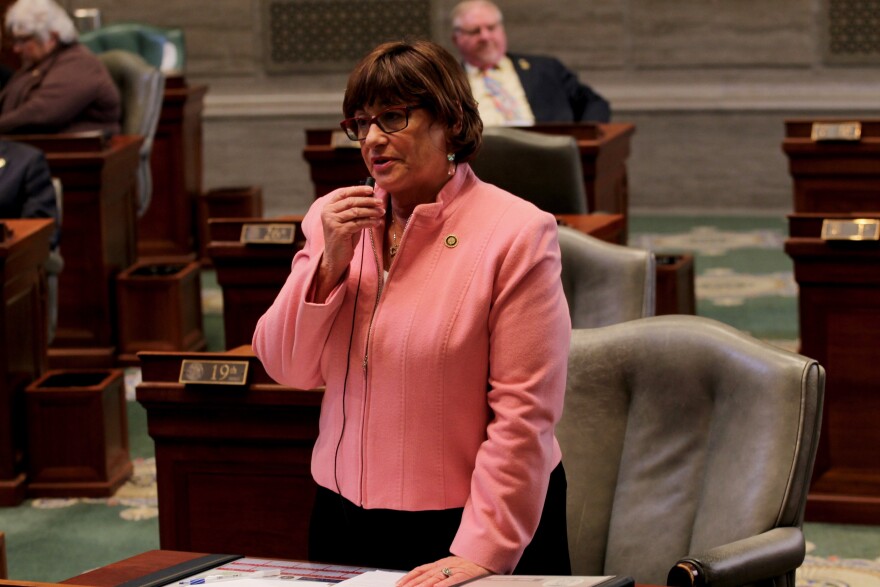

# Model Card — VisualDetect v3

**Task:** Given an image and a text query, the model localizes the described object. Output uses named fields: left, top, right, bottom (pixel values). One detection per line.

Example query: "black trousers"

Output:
left=308, top=462, right=571, bottom=574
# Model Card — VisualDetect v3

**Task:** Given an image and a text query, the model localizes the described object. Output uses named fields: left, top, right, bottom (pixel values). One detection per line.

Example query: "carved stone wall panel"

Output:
left=823, top=0, right=880, bottom=64
left=260, top=0, right=430, bottom=73
left=631, top=0, right=816, bottom=68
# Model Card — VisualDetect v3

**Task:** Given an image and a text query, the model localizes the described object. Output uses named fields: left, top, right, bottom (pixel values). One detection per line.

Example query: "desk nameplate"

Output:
left=179, top=359, right=250, bottom=385
left=820, top=218, right=880, bottom=241
left=811, top=121, right=862, bottom=142
left=240, top=223, right=297, bottom=244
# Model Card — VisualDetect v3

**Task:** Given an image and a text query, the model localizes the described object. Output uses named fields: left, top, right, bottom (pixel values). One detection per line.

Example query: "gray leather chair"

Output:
left=471, top=126, right=588, bottom=214
left=559, top=315, right=825, bottom=587
left=98, top=50, right=165, bottom=216
left=558, top=225, right=655, bottom=328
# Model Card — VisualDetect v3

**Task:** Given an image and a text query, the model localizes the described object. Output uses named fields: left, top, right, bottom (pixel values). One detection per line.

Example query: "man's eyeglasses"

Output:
left=340, top=106, right=420, bottom=142
left=453, top=22, right=502, bottom=37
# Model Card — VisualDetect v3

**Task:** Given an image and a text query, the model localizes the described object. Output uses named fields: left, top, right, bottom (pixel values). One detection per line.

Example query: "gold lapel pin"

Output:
left=0, top=158, right=7, bottom=169
left=519, top=58, right=530, bottom=70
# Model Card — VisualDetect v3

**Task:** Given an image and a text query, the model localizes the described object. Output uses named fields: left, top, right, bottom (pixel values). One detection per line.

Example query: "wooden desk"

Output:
left=12, top=133, right=142, bottom=368
left=137, top=350, right=322, bottom=559
left=303, top=123, right=634, bottom=237
left=782, top=119, right=880, bottom=213
left=138, top=76, right=208, bottom=260
left=785, top=212, right=880, bottom=524
left=206, top=214, right=623, bottom=350
left=0, top=219, right=53, bottom=506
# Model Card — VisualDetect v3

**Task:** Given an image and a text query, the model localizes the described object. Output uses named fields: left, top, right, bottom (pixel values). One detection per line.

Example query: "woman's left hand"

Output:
left=397, top=556, right=490, bottom=587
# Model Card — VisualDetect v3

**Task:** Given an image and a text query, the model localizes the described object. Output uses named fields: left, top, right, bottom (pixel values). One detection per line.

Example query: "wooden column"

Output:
left=137, top=76, right=208, bottom=260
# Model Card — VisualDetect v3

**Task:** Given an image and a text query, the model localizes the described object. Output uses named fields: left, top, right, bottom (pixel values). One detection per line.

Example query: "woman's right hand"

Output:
left=314, top=185, right=385, bottom=302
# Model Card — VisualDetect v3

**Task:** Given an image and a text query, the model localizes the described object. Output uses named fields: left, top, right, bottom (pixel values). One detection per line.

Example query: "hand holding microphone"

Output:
left=315, top=178, right=384, bottom=303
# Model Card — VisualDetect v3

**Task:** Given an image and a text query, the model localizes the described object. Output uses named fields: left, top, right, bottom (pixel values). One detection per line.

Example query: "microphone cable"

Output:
left=332, top=177, right=375, bottom=527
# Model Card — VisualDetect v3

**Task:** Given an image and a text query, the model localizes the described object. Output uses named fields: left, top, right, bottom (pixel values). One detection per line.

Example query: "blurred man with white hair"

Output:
left=0, top=0, right=120, bottom=134
left=451, top=0, right=610, bottom=126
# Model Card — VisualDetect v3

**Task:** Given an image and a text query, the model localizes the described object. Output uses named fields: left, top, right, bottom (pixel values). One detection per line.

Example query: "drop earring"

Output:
left=447, top=152, right=456, bottom=176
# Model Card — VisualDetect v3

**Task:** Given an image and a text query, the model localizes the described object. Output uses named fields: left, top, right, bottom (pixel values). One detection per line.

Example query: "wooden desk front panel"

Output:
left=0, top=219, right=53, bottom=504
left=139, top=79, right=208, bottom=259
left=785, top=234, right=880, bottom=523
left=138, top=352, right=323, bottom=560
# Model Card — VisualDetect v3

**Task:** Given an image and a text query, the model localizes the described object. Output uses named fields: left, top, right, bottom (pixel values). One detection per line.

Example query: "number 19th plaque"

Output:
left=179, top=359, right=250, bottom=386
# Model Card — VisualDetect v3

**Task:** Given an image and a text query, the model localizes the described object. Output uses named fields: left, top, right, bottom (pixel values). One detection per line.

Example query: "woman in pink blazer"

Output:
left=253, top=40, right=571, bottom=584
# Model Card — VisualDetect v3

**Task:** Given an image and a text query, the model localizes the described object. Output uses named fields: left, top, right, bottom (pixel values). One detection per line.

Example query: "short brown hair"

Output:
left=343, top=39, right=482, bottom=163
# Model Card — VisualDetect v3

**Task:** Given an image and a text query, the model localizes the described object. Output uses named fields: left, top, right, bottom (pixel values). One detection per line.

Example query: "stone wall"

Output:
left=64, top=0, right=880, bottom=217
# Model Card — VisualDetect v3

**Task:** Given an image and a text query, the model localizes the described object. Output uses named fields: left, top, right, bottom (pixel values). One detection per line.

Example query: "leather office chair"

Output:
left=471, top=126, right=588, bottom=214
left=81, top=23, right=186, bottom=74
left=97, top=50, right=165, bottom=217
left=558, top=315, right=824, bottom=587
left=558, top=225, right=655, bottom=328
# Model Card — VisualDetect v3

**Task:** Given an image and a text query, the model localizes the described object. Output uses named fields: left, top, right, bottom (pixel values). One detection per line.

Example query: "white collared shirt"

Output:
left=465, top=56, right=535, bottom=127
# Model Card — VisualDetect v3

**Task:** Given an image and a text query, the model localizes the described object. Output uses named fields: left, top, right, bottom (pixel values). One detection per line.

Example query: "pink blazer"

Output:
left=253, top=165, right=570, bottom=573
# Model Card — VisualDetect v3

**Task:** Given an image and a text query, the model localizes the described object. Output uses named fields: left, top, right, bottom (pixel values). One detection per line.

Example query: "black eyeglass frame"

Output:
left=340, top=105, right=421, bottom=142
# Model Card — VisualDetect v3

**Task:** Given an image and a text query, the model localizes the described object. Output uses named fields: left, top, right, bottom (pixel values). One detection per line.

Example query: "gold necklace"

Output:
left=389, top=214, right=410, bottom=257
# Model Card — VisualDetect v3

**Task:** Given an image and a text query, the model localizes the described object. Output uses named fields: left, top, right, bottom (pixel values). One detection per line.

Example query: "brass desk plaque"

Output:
left=179, top=359, right=250, bottom=385
left=240, top=223, right=296, bottom=244
left=811, top=121, right=862, bottom=142
left=820, top=218, right=880, bottom=241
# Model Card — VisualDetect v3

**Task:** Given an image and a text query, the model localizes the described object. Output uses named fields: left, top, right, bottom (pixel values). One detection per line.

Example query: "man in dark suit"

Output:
left=451, top=0, right=610, bottom=125
left=0, top=139, right=59, bottom=246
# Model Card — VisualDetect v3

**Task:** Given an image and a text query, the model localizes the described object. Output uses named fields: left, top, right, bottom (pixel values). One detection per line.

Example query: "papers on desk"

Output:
left=167, top=558, right=632, bottom=587
left=453, top=577, right=633, bottom=587
left=332, top=572, right=632, bottom=587
left=169, top=557, right=377, bottom=587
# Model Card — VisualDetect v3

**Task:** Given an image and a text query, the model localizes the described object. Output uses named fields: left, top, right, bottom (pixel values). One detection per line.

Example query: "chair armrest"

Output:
left=667, top=527, right=805, bottom=587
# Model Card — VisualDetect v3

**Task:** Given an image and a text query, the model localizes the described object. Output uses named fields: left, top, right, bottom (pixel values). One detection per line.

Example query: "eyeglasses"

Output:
left=11, top=34, right=35, bottom=45
left=453, top=22, right=502, bottom=37
left=340, top=106, right=420, bottom=142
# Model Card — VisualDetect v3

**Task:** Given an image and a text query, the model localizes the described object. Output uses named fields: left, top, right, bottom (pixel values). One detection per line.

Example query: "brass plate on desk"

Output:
left=179, top=359, right=250, bottom=385
left=821, top=218, right=879, bottom=241
left=811, top=121, right=862, bottom=142
left=240, top=223, right=297, bottom=244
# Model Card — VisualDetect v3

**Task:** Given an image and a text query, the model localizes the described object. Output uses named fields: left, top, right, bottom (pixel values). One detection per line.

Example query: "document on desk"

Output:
left=335, top=571, right=406, bottom=587
left=451, top=576, right=633, bottom=587
left=334, top=573, right=632, bottom=587
left=169, top=557, right=378, bottom=587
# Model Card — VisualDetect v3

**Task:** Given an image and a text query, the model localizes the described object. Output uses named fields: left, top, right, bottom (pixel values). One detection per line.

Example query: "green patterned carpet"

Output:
left=1, top=214, right=878, bottom=585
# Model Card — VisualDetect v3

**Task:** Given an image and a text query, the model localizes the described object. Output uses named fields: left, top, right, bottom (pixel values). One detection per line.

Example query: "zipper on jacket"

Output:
left=363, top=227, right=384, bottom=374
